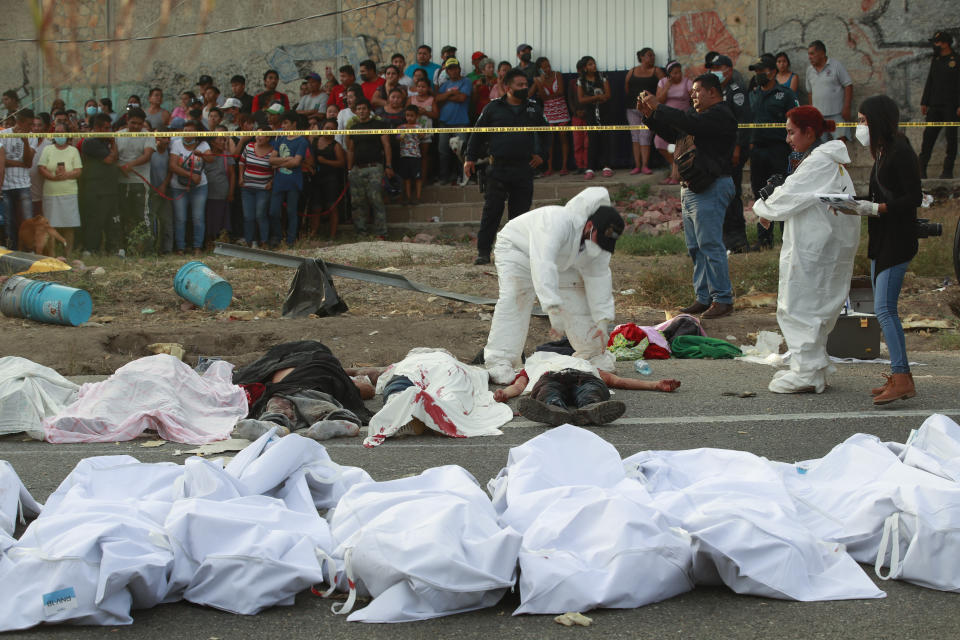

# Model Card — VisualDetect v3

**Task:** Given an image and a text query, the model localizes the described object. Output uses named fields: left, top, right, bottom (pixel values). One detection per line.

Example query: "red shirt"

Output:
left=361, top=78, right=385, bottom=101
left=327, top=84, right=347, bottom=109
left=251, top=91, right=290, bottom=112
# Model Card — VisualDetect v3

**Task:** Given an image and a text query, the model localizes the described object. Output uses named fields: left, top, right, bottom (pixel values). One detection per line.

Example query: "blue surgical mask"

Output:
left=712, top=70, right=725, bottom=82
left=53, top=136, right=67, bottom=146
left=85, top=105, right=98, bottom=116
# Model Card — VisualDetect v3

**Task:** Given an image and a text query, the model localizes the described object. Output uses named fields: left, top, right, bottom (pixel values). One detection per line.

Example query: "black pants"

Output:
left=80, top=189, right=120, bottom=253
left=918, top=105, right=958, bottom=178
left=530, top=369, right=610, bottom=410
left=477, top=164, right=533, bottom=257
left=722, top=156, right=746, bottom=250
left=750, top=143, right=790, bottom=245
left=586, top=129, right=614, bottom=171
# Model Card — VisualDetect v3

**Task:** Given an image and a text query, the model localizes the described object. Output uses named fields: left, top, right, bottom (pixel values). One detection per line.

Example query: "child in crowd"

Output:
left=408, top=78, right=437, bottom=183
left=203, top=135, right=235, bottom=245
left=397, top=105, right=426, bottom=204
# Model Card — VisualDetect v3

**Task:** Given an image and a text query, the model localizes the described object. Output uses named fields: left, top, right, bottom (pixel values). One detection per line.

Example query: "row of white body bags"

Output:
left=776, top=414, right=960, bottom=592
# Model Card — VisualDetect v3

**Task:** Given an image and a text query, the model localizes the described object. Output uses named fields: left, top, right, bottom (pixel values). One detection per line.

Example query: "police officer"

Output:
left=919, top=31, right=960, bottom=179
left=748, top=54, right=799, bottom=249
left=706, top=55, right=752, bottom=252
left=464, top=68, right=548, bottom=265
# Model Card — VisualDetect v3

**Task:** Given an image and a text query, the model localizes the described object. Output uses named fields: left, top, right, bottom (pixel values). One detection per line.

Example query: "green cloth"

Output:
left=607, top=333, right=649, bottom=361
left=670, top=335, right=743, bottom=359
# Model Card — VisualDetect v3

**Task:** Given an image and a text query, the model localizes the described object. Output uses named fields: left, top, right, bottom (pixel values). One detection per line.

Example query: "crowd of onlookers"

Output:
left=0, top=34, right=950, bottom=256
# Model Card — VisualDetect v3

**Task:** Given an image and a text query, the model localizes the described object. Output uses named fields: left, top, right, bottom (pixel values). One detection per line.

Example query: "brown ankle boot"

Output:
left=871, top=373, right=893, bottom=396
left=873, top=373, right=916, bottom=406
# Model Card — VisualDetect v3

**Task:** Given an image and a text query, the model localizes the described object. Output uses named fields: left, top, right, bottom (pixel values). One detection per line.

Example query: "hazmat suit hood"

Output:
left=753, top=138, right=860, bottom=393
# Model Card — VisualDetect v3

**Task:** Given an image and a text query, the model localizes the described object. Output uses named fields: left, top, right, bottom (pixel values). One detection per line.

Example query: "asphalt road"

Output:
left=3, top=352, right=960, bottom=639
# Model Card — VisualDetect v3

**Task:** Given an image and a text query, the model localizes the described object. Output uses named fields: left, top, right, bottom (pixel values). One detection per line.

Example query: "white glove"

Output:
left=836, top=199, right=879, bottom=217
left=546, top=306, right=565, bottom=340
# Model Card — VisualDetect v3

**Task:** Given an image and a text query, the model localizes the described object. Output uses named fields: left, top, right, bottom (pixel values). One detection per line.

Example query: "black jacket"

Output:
left=920, top=51, right=960, bottom=109
left=465, top=97, right=548, bottom=162
left=723, top=80, right=752, bottom=147
left=867, top=135, right=922, bottom=276
left=644, top=101, right=738, bottom=178
left=749, top=85, right=798, bottom=146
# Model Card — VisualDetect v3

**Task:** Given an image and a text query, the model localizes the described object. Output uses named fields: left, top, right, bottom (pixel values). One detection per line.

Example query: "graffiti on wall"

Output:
left=671, top=10, right=744, bottom=76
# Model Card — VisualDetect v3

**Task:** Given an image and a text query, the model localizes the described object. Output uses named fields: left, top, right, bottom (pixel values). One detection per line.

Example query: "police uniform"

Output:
left=465, top=96, right=548, bottom=262
left=919, top=33, right=960, bottom=179
left=750, top=83, right=798, bottom=246
left=720, top=78, right=752, bottom=251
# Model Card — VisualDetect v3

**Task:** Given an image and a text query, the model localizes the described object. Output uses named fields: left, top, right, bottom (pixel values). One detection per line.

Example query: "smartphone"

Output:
left=57, top=162, right=65, bottom=169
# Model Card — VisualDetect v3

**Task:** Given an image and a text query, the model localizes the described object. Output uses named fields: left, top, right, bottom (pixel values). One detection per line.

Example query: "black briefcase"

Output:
left=826, top=314, right=882, bottom=360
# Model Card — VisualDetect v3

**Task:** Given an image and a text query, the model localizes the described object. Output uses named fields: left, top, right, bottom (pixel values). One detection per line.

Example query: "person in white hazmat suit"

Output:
left=482, top=187, right=625, bottom=384
left=753, top=105, right=860, bottom=393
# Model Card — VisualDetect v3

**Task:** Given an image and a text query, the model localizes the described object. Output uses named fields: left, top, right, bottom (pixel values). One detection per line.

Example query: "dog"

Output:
left=18, top=215, right=67, bottom=256
left=447, top=135, right=471, bottom=187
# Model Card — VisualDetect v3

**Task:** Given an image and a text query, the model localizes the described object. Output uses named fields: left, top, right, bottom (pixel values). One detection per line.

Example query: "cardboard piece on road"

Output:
left=184, top=438, right=252, bottom=455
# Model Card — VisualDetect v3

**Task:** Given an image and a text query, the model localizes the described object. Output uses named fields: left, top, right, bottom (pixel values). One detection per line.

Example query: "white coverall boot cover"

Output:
left=752, top=140, right=860, bottom=394
left=483, top=187, right=616, bottom=383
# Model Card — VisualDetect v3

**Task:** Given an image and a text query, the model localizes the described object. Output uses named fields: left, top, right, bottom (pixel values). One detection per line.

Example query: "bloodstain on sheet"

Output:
left=414, top=389, right=465, bottom=438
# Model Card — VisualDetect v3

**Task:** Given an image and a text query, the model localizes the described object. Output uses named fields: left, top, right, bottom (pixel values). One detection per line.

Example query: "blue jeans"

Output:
left=171, top=183, right=208, bottom=250
left=872, top=259, right=910, bottom=373
left=241, top=187, right=270, bottom=244
left=681, top=176, right=735, bottom=304
left=3, top=187, right=33, bottom=250
left=270, top=188, right=300, bottom=245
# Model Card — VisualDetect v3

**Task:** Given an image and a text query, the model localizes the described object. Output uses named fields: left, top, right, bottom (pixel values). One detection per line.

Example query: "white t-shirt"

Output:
left=115, top=130, right=156, bottom=184
left=520, top=352, right=599, bottom=395
left=0, top=129, right=32, bottom=190
left=336, top=108, right=355, bottom=146
left=169, top=137, right=211, bottom=187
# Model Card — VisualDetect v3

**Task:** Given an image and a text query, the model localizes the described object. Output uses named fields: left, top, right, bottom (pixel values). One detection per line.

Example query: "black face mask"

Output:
left=934, top=44, right=945, bottom=55
left=754, top=72, right=769, bottom=86
left=512, top=88, right=529, bottom=101
left=520, top=52, right=532, bottom=63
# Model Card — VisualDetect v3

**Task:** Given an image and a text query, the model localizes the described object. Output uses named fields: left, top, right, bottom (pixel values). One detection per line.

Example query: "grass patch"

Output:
left=938, top=332, right=960, bottom=350
left=618, top=233, right=686, bottom=256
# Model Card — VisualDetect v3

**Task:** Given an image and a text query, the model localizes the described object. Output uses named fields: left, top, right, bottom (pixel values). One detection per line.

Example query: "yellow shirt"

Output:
left=39, top=144, right=83, bottom=197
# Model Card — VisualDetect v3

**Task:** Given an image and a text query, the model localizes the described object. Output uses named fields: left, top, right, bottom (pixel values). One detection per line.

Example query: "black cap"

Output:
left=706, top=54, right=733, bottom=69
left=748, top=54, right=777, bottom=71
left=196, top=74, right=213, bottom=85
left=932, top=31, right=954, bottom=46
left=587, top=206, right=625, bottom=254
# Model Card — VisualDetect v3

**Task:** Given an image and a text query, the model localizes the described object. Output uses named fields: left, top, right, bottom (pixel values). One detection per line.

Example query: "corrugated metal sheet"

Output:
left=418, top=0, right=668, bottom=73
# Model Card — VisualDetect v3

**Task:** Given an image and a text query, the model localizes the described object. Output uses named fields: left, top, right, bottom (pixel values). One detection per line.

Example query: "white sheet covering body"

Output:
left=0, top=461, right=41, bottom=552
left=777, top=430, right=960, bottom=592
left=327, top=465, right=522, bottom=622
left=365, top=349, right=512, bottom=447
left=0, top=431, right=371, bottom=630
left=488, top=425, right=695, bottom=614
left=42, top=354, right=247, bottom=444
left=483, top=187, right=617, bottom=383
left=625, top=447, right=884, bottom=601
left=518, top=352, right=599, bottom=394
left=0, top=356, right=78, bottom=438
left=752, top=140, right=860, bottom=393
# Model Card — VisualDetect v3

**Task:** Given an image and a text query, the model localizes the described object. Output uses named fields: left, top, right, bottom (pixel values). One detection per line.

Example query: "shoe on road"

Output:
left=701, top=302, right=734, bottom=319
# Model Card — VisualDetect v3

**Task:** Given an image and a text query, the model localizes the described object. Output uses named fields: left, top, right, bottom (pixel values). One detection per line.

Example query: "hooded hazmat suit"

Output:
left=753, top=140, right=860, bottom=393
left=483, top=187, right=617, bottom=384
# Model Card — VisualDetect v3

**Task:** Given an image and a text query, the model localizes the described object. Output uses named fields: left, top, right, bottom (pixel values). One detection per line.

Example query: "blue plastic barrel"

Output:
left=173, top=261, right=233, bottom=311
left=0, top=275, right=92, bottom=326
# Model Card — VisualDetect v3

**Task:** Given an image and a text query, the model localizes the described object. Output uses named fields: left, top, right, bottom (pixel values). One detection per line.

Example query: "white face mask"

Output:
left=712, top=70, right=725, bottom=83
left=855, top=124, right=870, bottom=147
left=583, top=240, right=604, bottom=259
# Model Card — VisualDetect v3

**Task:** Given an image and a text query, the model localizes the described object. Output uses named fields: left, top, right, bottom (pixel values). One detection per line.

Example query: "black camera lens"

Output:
left=916, top=218, right=942, bottom=238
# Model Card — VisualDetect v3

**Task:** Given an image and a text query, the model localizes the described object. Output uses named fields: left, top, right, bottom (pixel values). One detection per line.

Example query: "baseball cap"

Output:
left=706, top=54, right=733, bottom=69
left=221, top=97, right=242, bottom=109
left=443, top=57, right=460, bottom=68
left=748, top=54, right=777, bottom=71
left=306, top=72, right=323, bottom=82
left=196, top=74, right=213, bottom=85
left=266, top=102, right=285, bottom=115
left=587, top=206, right=625, bottom=254
left=516, top=43, right=532, bottom=53
left=471, top=51, right=485, bottom=62
left=932, top=31, right=954, bottom=45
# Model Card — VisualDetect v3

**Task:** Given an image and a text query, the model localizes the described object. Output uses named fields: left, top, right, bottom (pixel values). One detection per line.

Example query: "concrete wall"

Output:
left=0, top=0, right=416, bottom=114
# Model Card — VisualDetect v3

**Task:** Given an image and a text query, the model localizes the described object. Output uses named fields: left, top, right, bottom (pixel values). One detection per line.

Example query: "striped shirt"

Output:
left=240, top=142, right=273, bottom=190
left=1, top=129, right=33, bottom=190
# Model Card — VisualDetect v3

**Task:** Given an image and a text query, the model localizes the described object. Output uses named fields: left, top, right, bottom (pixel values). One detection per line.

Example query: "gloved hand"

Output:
left=546, top=307, right=565, bottom=341
left=836, top=199, right=879, bottom=217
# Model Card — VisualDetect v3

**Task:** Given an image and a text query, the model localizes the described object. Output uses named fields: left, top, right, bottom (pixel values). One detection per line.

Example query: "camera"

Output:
left=916, top=218, right=942, bottom=238
left=757, top=173, right=786, bottom=200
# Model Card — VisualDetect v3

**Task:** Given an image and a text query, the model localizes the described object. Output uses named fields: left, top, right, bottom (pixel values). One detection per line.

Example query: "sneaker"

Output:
left=474, top=254, right=491, bottom=265
left=584, top=170, right=595, bottom=180
left=518, top=396, right=575, bottom=426
left=601, top=168, right=614, bottom=178
left=572, top=400, right=626, bottom=426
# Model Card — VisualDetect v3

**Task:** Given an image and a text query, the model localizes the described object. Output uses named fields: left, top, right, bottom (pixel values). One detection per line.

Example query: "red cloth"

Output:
left=251, top=91, right=290, bottom=113
left=362, top=78, right=385, bottom=101
left=607, top=323, right=670, bottom=360
left=327, top=85, right=347, bottom=110
left=239, top=382, right=265, bottom=408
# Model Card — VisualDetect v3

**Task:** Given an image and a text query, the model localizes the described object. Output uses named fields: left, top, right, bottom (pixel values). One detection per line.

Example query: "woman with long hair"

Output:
left=775, top=52, right=800, bottom=93
left=753, top=106, right=860, bottom=394
left=840, top=95, right=923, bottom=404
left=532, top=56, right=570, bottom=175
left=625, top=47, right=663, bottom=175
left=576, top=55, right=613, bottom=179
left=654, top=60, right=692, bottom=184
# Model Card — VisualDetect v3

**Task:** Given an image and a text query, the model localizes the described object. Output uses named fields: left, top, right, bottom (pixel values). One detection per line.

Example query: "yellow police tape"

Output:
left=2, top=122, right=958, bottom=137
